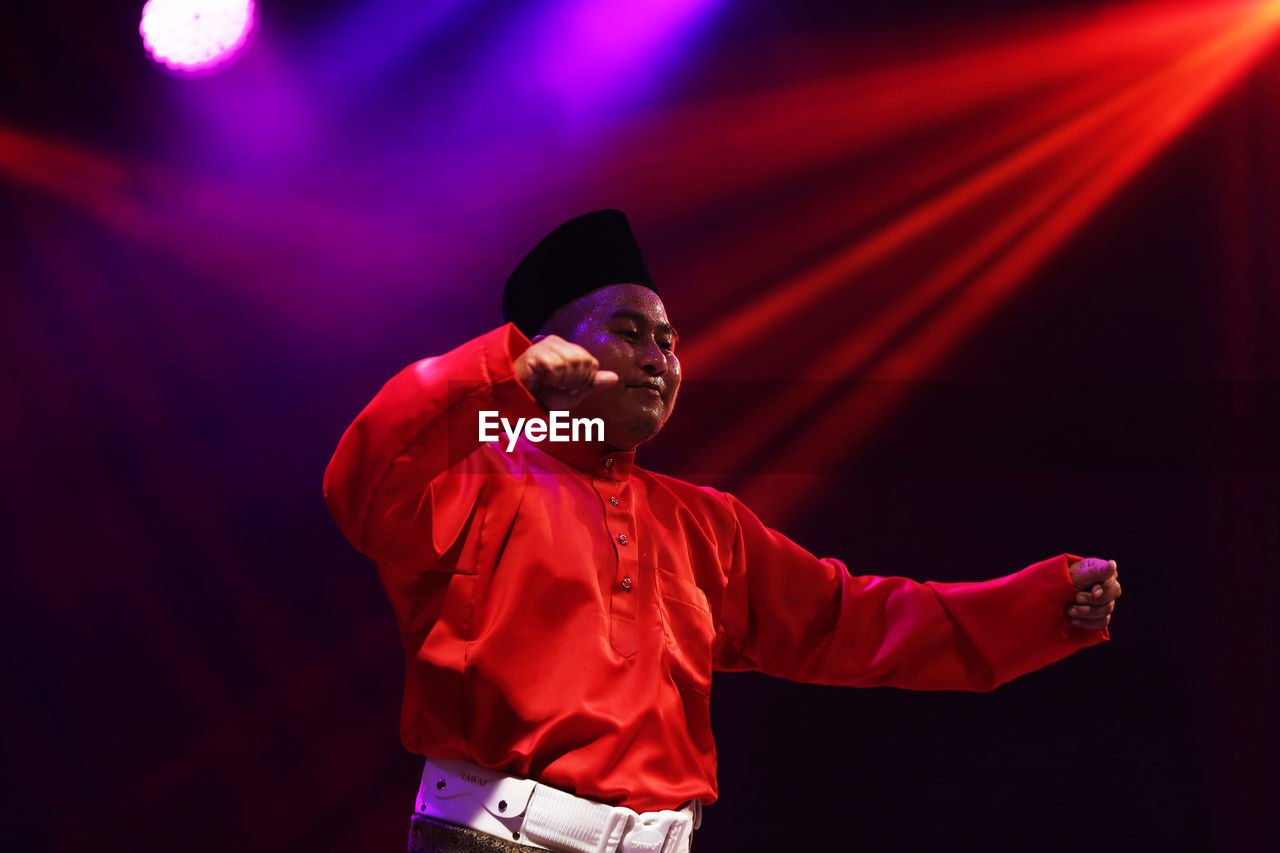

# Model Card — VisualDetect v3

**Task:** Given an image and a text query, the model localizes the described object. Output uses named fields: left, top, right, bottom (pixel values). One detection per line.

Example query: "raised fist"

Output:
left=1066, top=558, right=1121, bottom=630
left=513, top=335, right=619, bottom=412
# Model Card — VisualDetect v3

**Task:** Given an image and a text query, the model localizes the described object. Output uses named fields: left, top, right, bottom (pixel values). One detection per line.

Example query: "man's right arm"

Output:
left=322, top=323, right=543, bottom=565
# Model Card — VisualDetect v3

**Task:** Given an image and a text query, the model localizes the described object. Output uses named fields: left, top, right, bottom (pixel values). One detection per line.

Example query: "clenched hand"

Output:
left=1066, top=557, right=1121, bottom=630
left=514, top=335, right=619, bottom=411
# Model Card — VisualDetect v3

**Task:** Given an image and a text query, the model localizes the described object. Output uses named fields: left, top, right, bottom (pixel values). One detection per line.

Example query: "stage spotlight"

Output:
left=139, top=0, right=257, bottom=75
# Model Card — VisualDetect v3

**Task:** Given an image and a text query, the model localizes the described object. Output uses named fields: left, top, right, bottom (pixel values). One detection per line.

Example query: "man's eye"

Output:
left=615, top=328, right=640, bottom=340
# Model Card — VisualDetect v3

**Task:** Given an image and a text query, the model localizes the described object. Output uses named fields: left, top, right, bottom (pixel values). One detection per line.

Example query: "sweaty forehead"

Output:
left=575, top=284, right=671, bottom=327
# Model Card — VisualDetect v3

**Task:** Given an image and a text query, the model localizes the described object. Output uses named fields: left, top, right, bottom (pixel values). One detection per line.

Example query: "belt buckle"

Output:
left=619, top=809, right=690, bottom=853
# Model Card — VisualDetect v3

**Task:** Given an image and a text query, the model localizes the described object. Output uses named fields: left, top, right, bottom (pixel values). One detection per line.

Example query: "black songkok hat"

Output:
left=503, top=209, right=658, bottom=337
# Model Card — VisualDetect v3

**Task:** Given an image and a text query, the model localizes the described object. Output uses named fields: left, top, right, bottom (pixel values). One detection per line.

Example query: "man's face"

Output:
left=538, top=283, right=681, bottom=450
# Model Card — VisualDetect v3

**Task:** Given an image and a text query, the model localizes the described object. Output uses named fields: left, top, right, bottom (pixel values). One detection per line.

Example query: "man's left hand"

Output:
left=1066, top=558, right=1121, bottom=630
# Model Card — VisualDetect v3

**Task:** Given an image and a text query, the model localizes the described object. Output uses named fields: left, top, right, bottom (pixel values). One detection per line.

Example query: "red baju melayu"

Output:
left=322, top=323, right=1107, bottom=814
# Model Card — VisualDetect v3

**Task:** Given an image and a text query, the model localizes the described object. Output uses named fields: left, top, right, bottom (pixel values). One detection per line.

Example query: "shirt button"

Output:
left=617, top=533, right=629, bottom=546
left=609, top=496, right=619, bottom=506
left=603, top=457, right=614, bottom=469
left=621, top=576, right=633, bottom=591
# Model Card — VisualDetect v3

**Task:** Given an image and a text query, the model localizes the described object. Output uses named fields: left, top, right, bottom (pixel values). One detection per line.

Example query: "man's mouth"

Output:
left=626, top=382, right=664, bottom=397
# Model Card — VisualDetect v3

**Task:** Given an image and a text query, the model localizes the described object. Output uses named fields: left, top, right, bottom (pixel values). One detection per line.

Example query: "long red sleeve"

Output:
left=323, top=323, right=542, bottom=566
left=712, top=492, right=1107, bottom=689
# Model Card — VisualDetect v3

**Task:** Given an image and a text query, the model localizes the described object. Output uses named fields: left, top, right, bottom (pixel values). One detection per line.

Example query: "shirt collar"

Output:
left=535, top=436, right=636, bottom=481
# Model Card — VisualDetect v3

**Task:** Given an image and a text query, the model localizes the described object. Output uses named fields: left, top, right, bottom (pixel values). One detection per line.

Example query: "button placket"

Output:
left=596, top=472, right=638, bottom=657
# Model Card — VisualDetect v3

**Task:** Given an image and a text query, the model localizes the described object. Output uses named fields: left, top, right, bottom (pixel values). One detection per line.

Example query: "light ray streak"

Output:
left=591, top=0, right=1245, bottom=218
left=0, top=126, right=430, bottom=321
left=681, top=1, right=1280, bottom=374
left=725, top=1, right=1280, bottom=523
left=690, top=1, right=1277, bottom=479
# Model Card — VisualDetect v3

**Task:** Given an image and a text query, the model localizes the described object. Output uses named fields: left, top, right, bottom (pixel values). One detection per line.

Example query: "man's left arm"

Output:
left=713, top=494, right=1119, bottom=691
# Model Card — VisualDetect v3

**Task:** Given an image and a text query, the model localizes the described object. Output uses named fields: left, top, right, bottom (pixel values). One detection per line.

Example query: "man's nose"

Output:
left=638, top=339, right=667, bottom=374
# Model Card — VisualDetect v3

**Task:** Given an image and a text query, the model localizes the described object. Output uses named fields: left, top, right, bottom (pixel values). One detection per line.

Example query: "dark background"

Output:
left=3, top=1, right=1278, bottom=851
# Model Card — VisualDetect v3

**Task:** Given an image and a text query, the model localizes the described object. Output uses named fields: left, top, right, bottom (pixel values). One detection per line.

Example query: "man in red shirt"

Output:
left=323, top=210, right=1121, bottom=853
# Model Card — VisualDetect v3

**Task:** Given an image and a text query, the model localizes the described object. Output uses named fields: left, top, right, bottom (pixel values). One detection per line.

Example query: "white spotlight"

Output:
left=140, top=0, right=257, bottom=75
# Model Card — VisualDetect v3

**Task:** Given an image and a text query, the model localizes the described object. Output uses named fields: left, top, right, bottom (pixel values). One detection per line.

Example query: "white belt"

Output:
left=415, top=757, right=700, bottom=853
